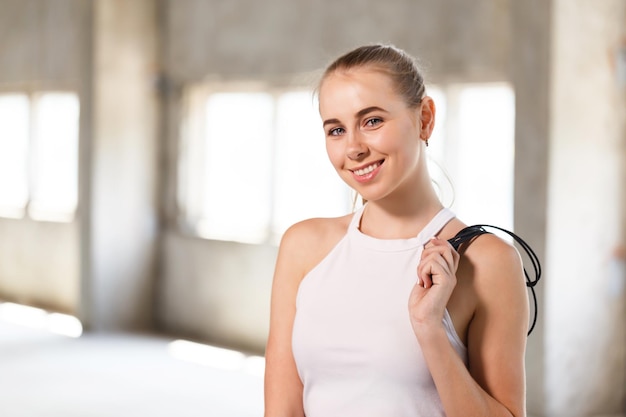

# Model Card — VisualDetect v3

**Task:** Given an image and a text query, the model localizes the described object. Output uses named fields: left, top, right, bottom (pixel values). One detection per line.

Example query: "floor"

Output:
left=2, top=306, right=623, bottom=417
left=0, top=318, right=264, bottom=417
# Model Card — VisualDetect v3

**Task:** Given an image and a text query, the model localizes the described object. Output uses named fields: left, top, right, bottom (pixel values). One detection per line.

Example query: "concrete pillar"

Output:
left=545, top=1, right=626, bottom=415
left=510, top=1, right=552, bottom=414
left=80, top=0, right=159, bottom=331
left=513, top=2, right=626, bottom=416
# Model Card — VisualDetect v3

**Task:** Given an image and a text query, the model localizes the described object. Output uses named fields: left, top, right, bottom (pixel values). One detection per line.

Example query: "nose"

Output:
left=346, top=131, right=369, bottom=161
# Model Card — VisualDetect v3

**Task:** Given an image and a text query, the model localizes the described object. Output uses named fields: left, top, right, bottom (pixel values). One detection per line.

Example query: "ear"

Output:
left=418, top=96, right=436, bottom=141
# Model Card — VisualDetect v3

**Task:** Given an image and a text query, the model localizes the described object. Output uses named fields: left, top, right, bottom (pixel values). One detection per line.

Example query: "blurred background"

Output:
left=0, top=0, right=624, bottom=416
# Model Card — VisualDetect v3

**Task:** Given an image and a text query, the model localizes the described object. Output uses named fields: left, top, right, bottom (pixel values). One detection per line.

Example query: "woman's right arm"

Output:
left=264, top=223, right=310, bottom=417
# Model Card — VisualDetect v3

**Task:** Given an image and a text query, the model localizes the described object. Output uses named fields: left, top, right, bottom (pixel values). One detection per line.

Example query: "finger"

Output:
left=423, top=238, right=451, bottom=258
left=423, top=246, right=453, bottom=268
left=417, top=260, right=436, bottom=288
left=427, top=255, right=453, bottom=283
left=416, top=265, right=432, bottom=288
left=421, top=244, right=453, bottom=272
left=423, top=237, right=458, bottom=272
left=411, top=281, right=427, bottom=297
left=419, top=237, right=459, bottom=288
left=437, top=237, right=461, bottom=268
left=424, top=236, right=444, bottom=250
left=426, top=236, right=455, bottom=253
left=417, top=255, right=451, bottom=288
left=440, top=246, right=456, bottom=272
left=418, top=252, right=456, bottom=289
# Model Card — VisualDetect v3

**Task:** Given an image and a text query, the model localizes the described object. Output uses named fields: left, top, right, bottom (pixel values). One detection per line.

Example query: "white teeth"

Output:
left=354, top=162, right=380, bottom=176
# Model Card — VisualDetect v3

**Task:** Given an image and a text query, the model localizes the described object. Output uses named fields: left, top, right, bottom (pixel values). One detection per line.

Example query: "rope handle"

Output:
left=447, top=225, right=542, bottom=336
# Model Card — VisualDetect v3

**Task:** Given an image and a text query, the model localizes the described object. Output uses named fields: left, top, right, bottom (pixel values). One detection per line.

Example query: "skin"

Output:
left=264, top=67, right=529, bottom=417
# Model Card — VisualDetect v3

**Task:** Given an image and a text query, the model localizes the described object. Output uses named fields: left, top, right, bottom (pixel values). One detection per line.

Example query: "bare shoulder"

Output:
left=278, top=214, right=353, bottom=279
left=456, top=230, right=529, bottom=339
left=271, top=213, right=352, bottom=302
left=459, top=233, right=525, bottom=291
left=440, top=219, right=524, bottom=286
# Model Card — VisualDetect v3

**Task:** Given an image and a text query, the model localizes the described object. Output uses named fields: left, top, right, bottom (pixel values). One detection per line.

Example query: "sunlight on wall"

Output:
left=0, top=302, right=83, bottom=338
left=168, top=339, right=265, bottom=377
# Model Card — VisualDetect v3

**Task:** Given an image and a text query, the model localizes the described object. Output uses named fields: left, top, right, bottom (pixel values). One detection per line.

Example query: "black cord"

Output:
left=447, top=225, right=542, bottom=336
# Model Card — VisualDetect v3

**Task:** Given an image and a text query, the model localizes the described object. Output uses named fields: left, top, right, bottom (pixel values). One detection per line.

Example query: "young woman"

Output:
left=264, top=44, right=529, bottom=417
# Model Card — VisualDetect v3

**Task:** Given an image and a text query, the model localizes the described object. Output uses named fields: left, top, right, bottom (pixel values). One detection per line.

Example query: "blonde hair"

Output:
left=319, top=44, right=426, bottom=109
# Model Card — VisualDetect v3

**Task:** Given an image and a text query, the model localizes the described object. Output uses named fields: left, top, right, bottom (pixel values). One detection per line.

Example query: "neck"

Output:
left=359, top=177, right=444, bottom=240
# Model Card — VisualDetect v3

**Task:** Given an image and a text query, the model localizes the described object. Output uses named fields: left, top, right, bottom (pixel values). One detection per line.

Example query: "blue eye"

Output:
left=365, top=117, right=382, bottom=127
left=328, top=127, right=345, bottom=136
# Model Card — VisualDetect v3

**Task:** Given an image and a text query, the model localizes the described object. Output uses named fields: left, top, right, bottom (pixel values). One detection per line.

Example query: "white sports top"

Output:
left=292, top=205, right=468, bottom=417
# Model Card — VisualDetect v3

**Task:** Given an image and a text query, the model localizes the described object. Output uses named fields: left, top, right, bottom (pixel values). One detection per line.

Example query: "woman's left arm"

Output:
left=411, top=236, right=529, bottom=417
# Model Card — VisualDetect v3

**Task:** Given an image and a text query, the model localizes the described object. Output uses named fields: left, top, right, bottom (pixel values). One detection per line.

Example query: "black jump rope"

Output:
left=447, top=225, right=542, bottom=336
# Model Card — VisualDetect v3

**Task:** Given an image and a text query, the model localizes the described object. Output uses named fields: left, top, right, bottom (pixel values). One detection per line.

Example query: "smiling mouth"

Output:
left=351, top=160, right=384, bottom=176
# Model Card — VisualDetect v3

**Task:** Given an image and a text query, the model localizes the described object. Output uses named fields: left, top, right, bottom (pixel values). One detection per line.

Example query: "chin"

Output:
left=354, top=189, right=386, bottom=203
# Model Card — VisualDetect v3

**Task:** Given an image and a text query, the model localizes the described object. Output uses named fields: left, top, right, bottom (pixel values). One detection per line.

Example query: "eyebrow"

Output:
left=322, top=106, right=388, bottom=128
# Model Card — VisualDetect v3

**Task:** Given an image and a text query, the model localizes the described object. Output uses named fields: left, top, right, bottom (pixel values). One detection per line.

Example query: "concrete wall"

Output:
left=545, top=1, right=626, bottom=415
left=162, top=0, right=510, bottom=83
left=159, top=235, right=275, bottom=351
left=0, top=219, right=79, bottom=312
left=0, top=0, right=89, bottom=313
left=0, top=0, right=87, bottom=85
left=510, top=1, right=552, bottom=413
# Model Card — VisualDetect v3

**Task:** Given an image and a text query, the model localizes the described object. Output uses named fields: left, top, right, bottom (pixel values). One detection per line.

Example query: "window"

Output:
left=178, top=86, right=351, bottom=244
left=178, top=82, right=515, bottom=244
left=0, top=92, right=79, bottom=222
left=427, top=83, right=515, bottom=230
left=0, top=94, right=29, bottom=217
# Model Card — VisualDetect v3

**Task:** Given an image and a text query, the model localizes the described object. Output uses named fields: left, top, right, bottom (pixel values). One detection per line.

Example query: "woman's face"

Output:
left=318, top=68, right=431, bottom=202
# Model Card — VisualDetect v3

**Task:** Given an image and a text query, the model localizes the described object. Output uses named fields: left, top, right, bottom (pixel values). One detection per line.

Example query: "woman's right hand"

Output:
left=409, top=237, right=460, bottom=335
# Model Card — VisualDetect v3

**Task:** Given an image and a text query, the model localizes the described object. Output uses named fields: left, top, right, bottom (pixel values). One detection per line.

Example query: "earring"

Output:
left=425, top=139, right=429, bottom=147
